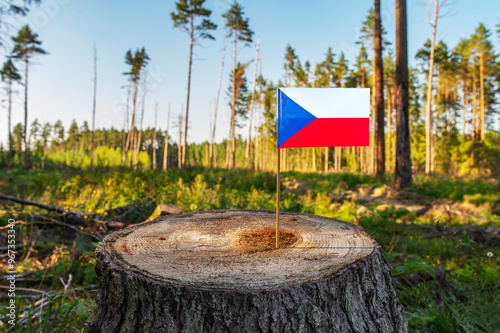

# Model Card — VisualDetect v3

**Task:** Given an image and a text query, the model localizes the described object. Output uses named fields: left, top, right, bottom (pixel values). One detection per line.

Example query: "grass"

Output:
left=0, top=167, right=499, bottom=331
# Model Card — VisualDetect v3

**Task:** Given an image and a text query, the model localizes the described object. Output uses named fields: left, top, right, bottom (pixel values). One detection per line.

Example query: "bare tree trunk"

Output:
left=125, top=80, right=139, bottom=168
left=312, top=148, right=316, bottom=171
left=178, top=114, right=183, bottom=169
left=374, top=0, right=385, bottom=181
left=370, top=58, right=375, bottom=175
left=152, top=103, right=157, bottom=170
left=23, top=57, right=29, bottom=168
left=472, top=58, right=478, bottom=140
left=324, top=147, right=329, bottom=172
left=462, top=76, right=467, bottom=142
left=394, top=0, right=412, bottom=190
left=424, top=0, right=445, bottom=174
left=7, top=79, right=12, bottom=168
left=163, top=131, right=168, bottom=172
left=387, top=87, right=392, bottom=172
left=230, top=28, right=237, bottom=169
left=245, top=39, right=260, bottom=169
left=182, top=20, right=195, bottom=168
left=338, top=148, right=342, bottom=171
left=479, top=52, right=485, bottom=142
left=163, top=105, right=170, bottom=172
left=135, top=75, right=148, bottom=169
left=122, top=85, right=131, bottom=166
left=254, top=70, right=263, bottom=171
left=90, top=44, right=97, bottom=170
left=211, top=33, right=229, bottom=168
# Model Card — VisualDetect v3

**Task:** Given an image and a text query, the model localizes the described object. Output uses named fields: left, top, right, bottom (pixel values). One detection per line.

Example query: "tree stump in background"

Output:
left=90, top=210, right=407, bottom=333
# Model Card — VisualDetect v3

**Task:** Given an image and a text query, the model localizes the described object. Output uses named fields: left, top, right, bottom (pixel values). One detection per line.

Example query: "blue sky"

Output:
left=1, top=0, right=499, bottom=146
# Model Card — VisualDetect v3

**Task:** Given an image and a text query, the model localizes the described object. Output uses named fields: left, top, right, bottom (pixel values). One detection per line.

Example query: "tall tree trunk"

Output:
left=91, top=44, right=97, bottom=170
left=245, top=39, right=260, bottom=170
left=324, top=147, right=329, bottom=172
left=424, top=0, right=441, bottom=175
left=374, top=0, right=385, bottom=181
left=479, top=52, right=485, bottom=142
left=254, top=72, right=263, bottom=171
left=230, top=28, right=238, bottom=169
left=312, top=148, right=316, bottom=171
left=163, top=105, right=170, bottom=172
left=211, top=33, right=229, bottom=168
left=163, top=129, right=168, bottom=171
left=153, top=103, right=157, bottom=170
left=370, top=57, right=376, bottom=175
left=387, top=87, right=392, bottom=172
left=23, top=57, right=29, bottom=168
left=125, top=80, right=139, bottom=168
left=472, top=58, right=478, bottom=140
left=394, top=0, right=412, bottom=190
left=135, top=76, right=147, bottom=169
left=178, top=114, right=183, bottom=169
left=182, top=19, right=195, bottom=168
left=462, top=76, right=467, bottom=142
left=7, top=79, right=12, bottom=168
left=122, top=85, right=131, bottom=166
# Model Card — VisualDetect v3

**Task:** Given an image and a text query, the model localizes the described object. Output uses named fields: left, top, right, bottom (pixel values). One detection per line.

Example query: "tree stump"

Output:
left=90, top=210, right=407, bottom=333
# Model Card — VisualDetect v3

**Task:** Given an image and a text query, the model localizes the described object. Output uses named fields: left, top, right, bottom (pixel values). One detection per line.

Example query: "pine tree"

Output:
left=171, top=0, right=216, bottom=167
left=122, top=47, right=149, bottom=167
left=11, top=24, right=47, bottom=168
left=223, top=1, right=253, bottom=169
left=0, top=58, right=21, bottom=168
left=394, top=0, right=412, bottom=189
left=374, top=0, right=385, bottom=181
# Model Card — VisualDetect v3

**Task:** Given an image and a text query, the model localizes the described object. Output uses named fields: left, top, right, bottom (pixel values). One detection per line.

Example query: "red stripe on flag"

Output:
left=280, top=118, right=370, bottom=148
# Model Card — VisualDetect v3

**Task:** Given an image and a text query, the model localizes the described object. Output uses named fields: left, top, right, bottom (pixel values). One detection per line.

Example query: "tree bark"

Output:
left=211, top=33, right=229, bottom=168
left=245, top=39, right=260, bottom=170
left=374, top=0, right=385, bottom=181
left=23, top=57, right=29, bottom=168
left=324, top=147, right=328, bottom=172
left=230, top=27, right=237, bottom=169
left=91, top=44, right=97, bottom=170
left=479, top=52, right=485, bottom=142
left=135, top=78, right=147, bottom=169
left=394, top=0, right=412, bottom=190
left=7, top=78, right=13, bottom=168
left=90, top=210, right=407, bottom=333
left=424, top=0, right=440, bottom=175
left=153, top=103, right=157, bottom=170
left=182, top=19, right=195, bottom=168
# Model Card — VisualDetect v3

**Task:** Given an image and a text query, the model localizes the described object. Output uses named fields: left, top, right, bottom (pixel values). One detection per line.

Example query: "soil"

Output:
left=237, top=227, right=300, bottom=253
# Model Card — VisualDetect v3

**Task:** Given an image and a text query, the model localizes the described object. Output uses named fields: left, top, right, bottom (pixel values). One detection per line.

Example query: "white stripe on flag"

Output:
left=279, top=88, right=370, bottom=119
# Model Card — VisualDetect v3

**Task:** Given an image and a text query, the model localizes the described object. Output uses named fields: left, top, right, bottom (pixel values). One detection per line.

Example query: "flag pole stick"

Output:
left=276, top=148, right=280, bottom=249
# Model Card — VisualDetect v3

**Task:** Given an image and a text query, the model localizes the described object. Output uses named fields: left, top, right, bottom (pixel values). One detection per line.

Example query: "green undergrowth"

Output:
left=1, top=167, right=499, bottom=331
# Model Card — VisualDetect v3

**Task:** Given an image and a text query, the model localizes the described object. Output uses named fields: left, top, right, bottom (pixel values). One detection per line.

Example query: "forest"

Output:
left=0, top=0, right=499, bottom=332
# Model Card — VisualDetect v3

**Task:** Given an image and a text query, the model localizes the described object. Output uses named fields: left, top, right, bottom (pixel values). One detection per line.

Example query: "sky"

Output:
left=0, top=0, right=499, bottom=146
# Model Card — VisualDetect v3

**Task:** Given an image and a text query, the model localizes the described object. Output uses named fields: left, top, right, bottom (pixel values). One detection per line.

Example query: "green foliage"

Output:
left=2, top=296, right=88, bottom=333
left=409, top=174, right=500, bottom=201
left=1, top=168, right=499, bottom=331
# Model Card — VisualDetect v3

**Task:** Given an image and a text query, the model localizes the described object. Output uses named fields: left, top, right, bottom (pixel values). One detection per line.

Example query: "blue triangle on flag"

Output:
left=278, top=89, right=316, bottom=148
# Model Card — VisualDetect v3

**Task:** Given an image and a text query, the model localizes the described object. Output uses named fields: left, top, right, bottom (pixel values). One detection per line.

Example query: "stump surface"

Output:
left=92, top=209, right=408, bottom=333
left=105, top=209, right=374, bottom=289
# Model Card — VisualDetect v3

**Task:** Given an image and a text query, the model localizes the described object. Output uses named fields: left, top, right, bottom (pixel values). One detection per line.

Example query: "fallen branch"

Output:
left=0, top=193, right=68, bottom=214
left=0, top=193, right=104, bottom=229
left=0, top=285, right=50, bottom=297
left=10, top=219, right=102, bottom=241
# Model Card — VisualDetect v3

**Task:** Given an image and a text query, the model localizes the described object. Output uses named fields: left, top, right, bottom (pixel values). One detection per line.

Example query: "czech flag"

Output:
left=277, top=88, right=370, bottom=149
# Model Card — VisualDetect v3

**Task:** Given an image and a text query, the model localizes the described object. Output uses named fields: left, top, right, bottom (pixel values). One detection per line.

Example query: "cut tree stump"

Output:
left=90, top=209, right=407, bottom=333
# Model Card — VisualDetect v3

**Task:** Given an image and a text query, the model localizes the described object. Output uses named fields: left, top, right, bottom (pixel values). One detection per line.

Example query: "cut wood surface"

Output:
left=91, top=209, right=408, bottom=332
